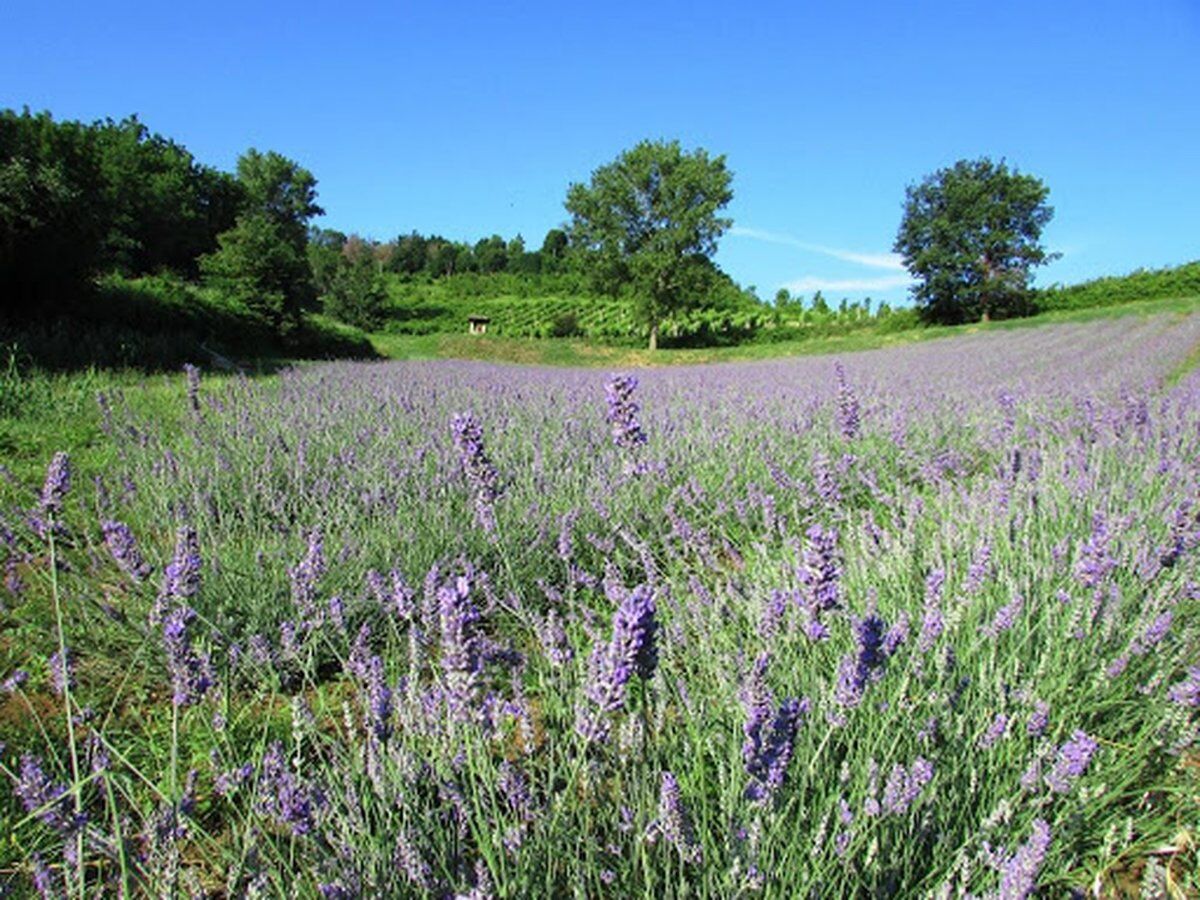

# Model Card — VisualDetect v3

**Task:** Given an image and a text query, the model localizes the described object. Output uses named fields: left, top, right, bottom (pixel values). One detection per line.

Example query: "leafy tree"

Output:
left=564, top=139, right=733, bottom=349
left=322, top=251, right=387, bottom=330
left=201, top=149, right=322, bottom=332
left=235, top=149, right=322, bottom=251
left=308, top=227, right=347, bottom=295
left=474, top=234, right=507, bottom=273
left=199, top=214, right=314, bottom=331
left=540, top=227, right=569, bottom=272
left=425, top=238, right=458, bottom=277
left=0, top=109, right=107, bottom=317
left=894, top=158, right=1055, bottom=324
left=92, top=116, right=243, bottom=277
left=387, top=231, right=428, bottom=275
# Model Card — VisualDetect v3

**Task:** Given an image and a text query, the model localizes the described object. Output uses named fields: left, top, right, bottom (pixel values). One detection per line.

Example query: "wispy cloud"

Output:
left=780, top=275, right=914, bottom=295
left=730, top=226, right=906, bottom=272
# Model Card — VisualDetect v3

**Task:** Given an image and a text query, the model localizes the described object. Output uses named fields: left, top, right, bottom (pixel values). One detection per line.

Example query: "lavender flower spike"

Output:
left=993, top=818, right=1052, bottom=899
left=576, top=583, right=658, bottom=744
left=102, top=520, right=153, bottom=581
left=1045, top=730, right=1098, bottom=793
left=834, top=362, right=861, bottom=440
left=646, top=771, right=702, bottom=863
left=604, top=374, right=647, bottom=450
left=439, top=574, right=483, bottom=722
left=39, top=452, right=71, bottom=516
left=451, top=413, right=501, bottom=535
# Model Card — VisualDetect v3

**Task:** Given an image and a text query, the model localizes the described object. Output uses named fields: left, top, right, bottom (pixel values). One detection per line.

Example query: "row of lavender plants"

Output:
left=1, top=315, right=1199, bottom=896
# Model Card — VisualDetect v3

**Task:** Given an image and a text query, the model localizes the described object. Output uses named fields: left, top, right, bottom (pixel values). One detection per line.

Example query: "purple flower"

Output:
left=646, top=771, right=702, bottom=863
left=981, top=595, right=1024, bottom=638
left=799, top=524, right=841, bottom=613
left=31, top=852, right=61, bottom=898
left=452, top=413, right=501, bottom=535
left=12, top=754, right=80, bottom=834
left=536, top=608, right=574, bottom=667
left=39, top=452, right=71, bottom=516
left=835, top=612, right=888, bottom=708
left=102, top=520, right=152, bottom=581
left=1134, top=611, right=1173, bottom=654
left=604, top=374, right=647, bottom=450
left=47, top=648, right=73, bottom=695
left=979, top=713, right=1010, bottom=749
left=881, top=757, right=934, bottom=815
left=918, top=569, right=945, bottom=653
left=361, top=654, right=392, bottom=741
left=154, top=526, right=201, bottom=624
left=255, top=741, right=325, bottom=836
left=1168, top=666, right=1200, bottom=707
left=741, top=654, right=808, bottom=803
left=289, top=529, right=326, bottom=629
left=367, top=568, right=416, bottom=620
left=834, top=362, right=861, bottom=440
left=2, top=668, right=29, bottom=693
left=966, top=542, right=992, bottom=594
left=576, top=584, right=658, bottom=744
left=991, top=818, right=1052, bottom=899
left=394, top=826, right=433, bottom=890
left=1026, top=700, right=1050, bottom=737
left=1075, top=513, right=1116, bottom=591
left=439, top=574, right=483, bottom=721
left=1045, top=730, right=1098, bottom=793
left=162, top=604, right=214, bottom=707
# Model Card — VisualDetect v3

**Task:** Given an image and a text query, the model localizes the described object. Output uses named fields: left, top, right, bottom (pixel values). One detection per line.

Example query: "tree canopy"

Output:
left=894, top=158, right=1054, bottom=324
left=564, top=139, right=733, bottom=349
left=199, top=149, right=322, bottom=332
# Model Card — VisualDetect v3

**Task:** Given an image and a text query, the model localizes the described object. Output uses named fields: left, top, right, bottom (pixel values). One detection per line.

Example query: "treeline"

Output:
left=0, top=110, right=242, bottom=313
left=1036, top=261, right=1200, bottom=312
left=311, top=228, right=574, bottom=280
left=0, top=108, right=372, bottom=366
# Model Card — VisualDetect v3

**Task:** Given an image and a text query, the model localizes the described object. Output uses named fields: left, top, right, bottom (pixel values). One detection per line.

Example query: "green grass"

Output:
left=370, top=292, right=1200, bottom=368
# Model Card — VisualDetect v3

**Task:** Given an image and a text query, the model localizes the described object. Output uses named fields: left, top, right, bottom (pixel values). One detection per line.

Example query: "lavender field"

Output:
left=3, top=314, right=1200, bottom=897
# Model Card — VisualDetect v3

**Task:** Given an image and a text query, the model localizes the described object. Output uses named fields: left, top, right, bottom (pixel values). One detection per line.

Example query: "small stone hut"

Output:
left=467, top=315, right=490, bottom=335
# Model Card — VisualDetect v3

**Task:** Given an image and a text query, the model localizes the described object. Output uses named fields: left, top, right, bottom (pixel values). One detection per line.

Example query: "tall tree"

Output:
left=894, top=158, right=1055, bottom=324
left=200, top=149, right=322, bottom=332
left=236, top=149, right=322, bottom=240
left=0, top=109, right=107, bottom=317
left=565, top=139, right=733, bottom=349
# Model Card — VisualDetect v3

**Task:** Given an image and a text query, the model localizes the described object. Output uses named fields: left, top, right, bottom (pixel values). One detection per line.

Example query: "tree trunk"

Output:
left=648, top=322, right=659, bottom=351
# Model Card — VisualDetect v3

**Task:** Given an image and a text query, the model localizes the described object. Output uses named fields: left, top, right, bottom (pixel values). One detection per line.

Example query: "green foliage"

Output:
left=565, top=139, right=734, bottom=348
left=0, top=110, right=108, bottom=316
left=895, top=158, right=1054, bottom=324
left=307, top=227, right=347, bottom=295
left=199, top=148, right=322, bottom=332
left=0, top=109, right=246, bottom=321
left=92, top=115, right=244, bottom=277
left=322, top=254, right=388, bottom=330
left=200, top=213, right=315, bottom=332
left=550, top=311, right=582, bottom=338
left=235, top=148, right=322, bottom=252
left=1036, top=261, right=1200, bottom=312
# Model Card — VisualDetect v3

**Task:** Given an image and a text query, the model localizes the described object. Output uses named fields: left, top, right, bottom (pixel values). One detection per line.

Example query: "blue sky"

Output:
left=4, top=0, right=1197, bottom=303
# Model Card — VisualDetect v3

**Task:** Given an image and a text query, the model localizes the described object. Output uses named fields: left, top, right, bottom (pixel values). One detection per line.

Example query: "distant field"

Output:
left=2, top=310, right=1198, bottom=895
left=369, top=291, right=1200, bottom=368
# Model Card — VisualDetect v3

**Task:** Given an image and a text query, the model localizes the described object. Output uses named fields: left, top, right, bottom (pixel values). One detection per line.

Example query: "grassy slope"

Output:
left=370, top=293, right=1200, bottom=368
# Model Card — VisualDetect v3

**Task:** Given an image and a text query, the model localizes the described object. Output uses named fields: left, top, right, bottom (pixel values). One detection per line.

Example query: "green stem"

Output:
left=47, top=523, right=85, bottom=896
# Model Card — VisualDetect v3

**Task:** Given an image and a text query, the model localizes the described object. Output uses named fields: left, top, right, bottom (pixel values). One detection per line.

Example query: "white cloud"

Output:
left=780, top=274, right=914, bottom=295
left=730, top=226, right=907, bottom=272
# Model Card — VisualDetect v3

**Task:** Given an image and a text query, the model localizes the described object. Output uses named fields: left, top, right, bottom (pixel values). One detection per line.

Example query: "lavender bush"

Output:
left=1, top=315, right=1199, bottom=896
